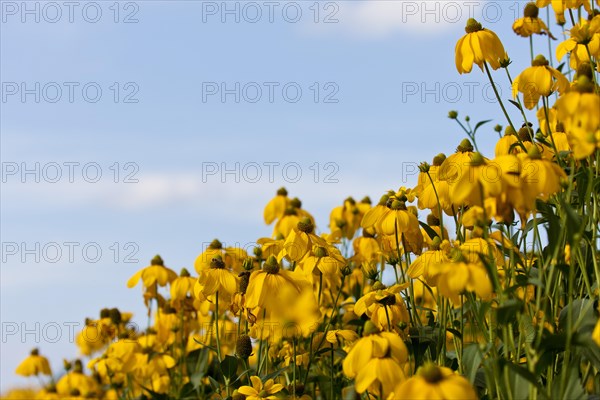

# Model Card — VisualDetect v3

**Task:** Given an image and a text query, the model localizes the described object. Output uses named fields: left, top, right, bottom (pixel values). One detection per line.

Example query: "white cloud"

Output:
left=1, top=171, right=394, bottom=213
left=301, top=1, right=488, bottom=38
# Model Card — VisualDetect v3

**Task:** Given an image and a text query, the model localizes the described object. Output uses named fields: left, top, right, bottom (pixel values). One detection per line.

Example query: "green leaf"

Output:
left=463, top=344, right=484, bottom=384
left=501, top=360, right=549, bottom=400
left=558, top=299, right=597, bottom=334
left=473, top=119, right=492, bottom=134
left=262, top=366, right=288, bottom=382
left=418, top=221, right=440, bottom=240
left=495, top=299, right=524, bottom=330
left=508, top=99, right=523, bottom=112
left=551, top=362, right=586, bottom=400
left=574, top=334, right=600, bottom=370
left=207, top=376, right=221, bottom=392
left=220, top=355, right=239, bottom=381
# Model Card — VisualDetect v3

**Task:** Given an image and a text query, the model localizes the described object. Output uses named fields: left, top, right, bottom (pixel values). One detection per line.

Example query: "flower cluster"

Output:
left=6, top=2, right=600, bottom=399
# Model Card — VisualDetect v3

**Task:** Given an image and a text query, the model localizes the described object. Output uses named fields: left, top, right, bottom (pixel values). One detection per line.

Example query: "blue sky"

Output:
left=1, top=0, right=551, bottom=391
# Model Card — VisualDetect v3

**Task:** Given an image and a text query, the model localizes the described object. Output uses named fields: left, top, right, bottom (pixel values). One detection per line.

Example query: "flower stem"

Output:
left=484, top=62, right=516, bottom=132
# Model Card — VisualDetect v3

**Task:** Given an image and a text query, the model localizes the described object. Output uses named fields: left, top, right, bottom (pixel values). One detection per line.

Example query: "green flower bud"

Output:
left=151, top=255, right=164, bottom=266
left=314, top=246, right=328, bottom=258
left=465, top=18, right=483, bottom=33
left=297, top=217, right=314, bottom=233
left=531, top=54, right=549, bottom=67
left=456, top=138, right=474, bottom=153
left=420, top=363, right=444, bottom=383
left=363, top=320, right=380, bottom=335
left=209, top=239, right=222, bottom=250
left=470, top=152, right=485, bottom=166
left=432, top=153, right=447, bottom=166
left=263, top=256, right=280, bottom=274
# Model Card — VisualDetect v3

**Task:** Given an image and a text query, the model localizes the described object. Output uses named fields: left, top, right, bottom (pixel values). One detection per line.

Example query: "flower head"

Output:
left=513, top=3, right=552, bottom=37
left=455, top=18, right=507, bottom=74
left=390, top=363, right=478, bottom=400
left=15, top=348, right=52, bottom=376
left=512, top=55, right=569, bottom=109
left=238, top=376, right=284, bottom=400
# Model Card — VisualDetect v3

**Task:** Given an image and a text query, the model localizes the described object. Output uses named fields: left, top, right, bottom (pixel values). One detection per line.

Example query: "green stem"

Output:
left=484, top=62, right=516, bottom=132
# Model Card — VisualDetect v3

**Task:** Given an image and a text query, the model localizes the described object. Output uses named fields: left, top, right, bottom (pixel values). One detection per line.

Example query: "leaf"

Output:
left=463, top=344, right=484, bottom=384
left=518, top=313, right=536, bottom=344
left=473, top=119, right=492, bottom=134
left=558, top=298, right=597, bottom=334
left=496, top=299, right=525, bottom=326
left=207, top=376, right=221, bottom=392
left=418, top=221, right=439, bottom=240
left=551, top=362, right=586, bottom=400
left=500, top=360, right=549, bottom=400
left=508, top=99, right=523, bottom=112
left=262, top=366, right=288, bottom=382
left=574, top=334, right=600, bottom=370
left=220, top=355, right=238, bottom=381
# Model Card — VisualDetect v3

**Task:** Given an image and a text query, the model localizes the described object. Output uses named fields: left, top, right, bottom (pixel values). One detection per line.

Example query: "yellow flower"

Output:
left=536, top=0, right=593, bottom=25
left=329, top=197, right=370, bottom=239
left=512, top=55, right=569, bottom=109
left=194, top=239, right=247, bottom=274
left=378, top=198, right=421, bottom=237
left=519, top=148, right=567, bottom=206
left=351, top=231, right=381, bottom=274
left=194, top=255, right=238, bottom=301
left=343, top=327, right=409, bottom=398
left=263, top=187, right=289, bottom=225
left=448, top=152, right=508, bottom=207
left=554, top=77, right=600, bottom=158
left=408, top=240, right=451, bottom=284
left=283, top=217, right=322, bottom=261
left=513, top=3, right=552, bottom=37
left=244, top=256, right=306, bottom=311
left=256, top=236, right=285, bottom=260
left=15, top=349, right=52, bottom=376
left=55, top=360, right=99, bottom=397
left=390, top=363, right=478, bottom=400
left=495, top=127, right=520, bottom=157
left=127, top=255, right=177, bottom=289
left=455, top=18, right=507, bottom=74
left=170, top=268, right=196, bottom=302
left=416, top=155, right=455, bottom=217
left=557, top=15, right=600, bottom=70
left=273, top=197, right=315, bottom=238
left=593, top=318, right=600, bottom=347
left=354, top=283, right=410, bottom=331
left=326, top=329, right=359, bottom=347
left=297, top=242, right=346, bottom=278
left=430, top=248, right=493, bottom=304
left=238, top=376, right=284, bottom=400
